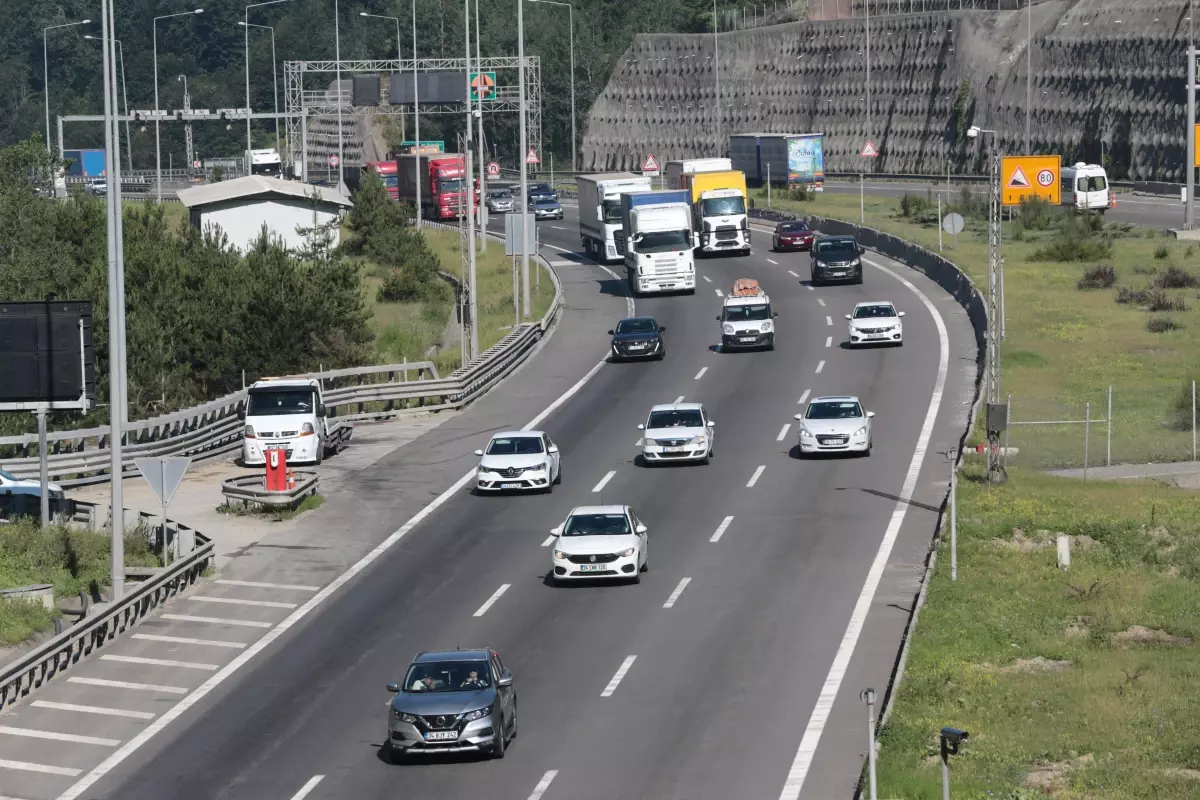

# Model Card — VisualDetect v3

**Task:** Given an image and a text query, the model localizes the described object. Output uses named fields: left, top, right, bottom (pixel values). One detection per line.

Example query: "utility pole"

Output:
left=413, top=0, right=421, bottom=228
left=518, top=0, right=531, bottom=317
left=713, top=0, right=720, bottom=156
left=475, top=0, right=487, bottom=250
left=464, top=0, right=478, bottom=358
left=180, top=75, right=194, bottom=176
left=1025, top=0, right=1031, bottom=154
left=335, top=0, right=345, bottom=193
left=1189, top=45, right=1196, bottom=230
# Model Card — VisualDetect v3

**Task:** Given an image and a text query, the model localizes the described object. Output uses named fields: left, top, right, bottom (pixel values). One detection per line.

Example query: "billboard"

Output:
left=352, top=75, right=381, bottom=106
left=0, top=301, right=95, bottom=411
left=1001, top=155, right=1061, bottom=207
left=389, top=71, right=467, bottom=105
left=787, top=135, right=825, bottom=186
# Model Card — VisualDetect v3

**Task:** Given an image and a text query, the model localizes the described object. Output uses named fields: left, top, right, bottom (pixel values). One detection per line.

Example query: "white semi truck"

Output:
left=619, top=189, right=696, bottom=296
left=576, top=172, right=653, bottom=263
left=238, top=376, right=352, bottom=466
left=664, top=158, right=733, bottom=190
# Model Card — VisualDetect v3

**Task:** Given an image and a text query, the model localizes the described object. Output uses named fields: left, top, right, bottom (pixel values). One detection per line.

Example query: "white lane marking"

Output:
left=635, top=438, right=643, bottom=446
left=798, top=389, right=811, bottom=404
left=778, top=255, right=951, bottom=799
left=591, top=470, right=616, bottom=492
left=825, top=336, right=833, bottom=348
left=545, top=243, right=573, bottom=252
left=788, top=269, right=800, bottom=277
left=526, top=770, right=559, bottom=800
left=68, top=677, right=188, bottom=695
left=99, top=655, right=218, bottom=671
left=31, top=701, right=155, bottom=721
left=0, top=759, right=82, bottom=777
left=806, top=284, right=814, bottom=291
left=662, top=578, right=692, bottom=609
left=541, top=535, right=555, bottom=547
left=694, top=366, right=708, bottom=380
left=815, top=360, right=825, bottom=374
left=777, top=423, right=791, bottom=441
left=214, top=579, right=320, bottom=592
left=548, top=224, right=567, bottom=230
left=472, top=584, right=511, bottom=617
left=56, top=335, right=622, bottom=800
left=674, top=395, right=686, bottom=404
left=188, top=596, right=297, bottom=609
left=817, top=298, right=826, bottom=307
left=746, top=465, right=766, bottom=488
left=825, top=315, right=832, bottom=325
left=715, top=289, right=724, bottom=297
left=132, top=634, right=246, bottom=650
left=289, top=775, right=325, bottom=800
left=766, top=258, right=779, bottom=264
left=0, top=727, right=119, bottom=747
left=161, top=614, right=273, bottom=628
left=601, top=655, right=637, bottom=697
left=703, top=275, right=712, bottom=283
left=594, top=264, right=636, bottom=317
left=710, top=515, right=734, bottom=543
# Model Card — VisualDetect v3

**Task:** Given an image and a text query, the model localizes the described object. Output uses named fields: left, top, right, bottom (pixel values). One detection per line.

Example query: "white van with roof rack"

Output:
left=718, top=280, right=778, bottom=350
left=1060, top=162, right=1113, bottom=212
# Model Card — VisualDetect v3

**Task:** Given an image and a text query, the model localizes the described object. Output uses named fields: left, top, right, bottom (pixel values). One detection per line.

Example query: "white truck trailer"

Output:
left=664, top=158, right=733, bottom=191
left=576, top=172, right=653, bottom=263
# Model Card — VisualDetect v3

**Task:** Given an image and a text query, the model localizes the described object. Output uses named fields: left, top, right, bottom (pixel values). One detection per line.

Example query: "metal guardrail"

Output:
left=0, top=501, right=213, bottom=711
left=821, top=171, right=1178, bottom=196
left=221, top=471, right=320, bottom=508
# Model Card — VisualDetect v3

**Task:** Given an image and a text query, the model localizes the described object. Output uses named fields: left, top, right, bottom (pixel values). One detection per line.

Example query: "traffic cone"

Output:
left=287, top=469, right=296, bottom=490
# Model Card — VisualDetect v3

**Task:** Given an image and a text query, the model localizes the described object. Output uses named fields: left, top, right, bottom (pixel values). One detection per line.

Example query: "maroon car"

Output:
left=772, top=220, right=815, bottom=252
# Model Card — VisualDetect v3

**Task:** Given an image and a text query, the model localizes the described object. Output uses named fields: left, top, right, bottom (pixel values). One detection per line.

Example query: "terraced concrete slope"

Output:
left=583, top=0, right=1190, bottom=180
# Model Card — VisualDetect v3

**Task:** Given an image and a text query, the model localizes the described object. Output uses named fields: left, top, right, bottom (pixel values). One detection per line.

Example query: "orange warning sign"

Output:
left=1001, top=155, right=1060, bottom=207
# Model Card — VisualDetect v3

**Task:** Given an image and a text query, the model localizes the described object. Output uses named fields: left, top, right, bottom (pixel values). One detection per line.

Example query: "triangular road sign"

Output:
left=1007, top=165, right=1031, bottom=189
left=860, top=140, right=878, bottom=158
left=135, top=457, right=193, bottom=508
left=525, top=147, right=540, bottom=165
left=642, top=153, right=660, bottom=172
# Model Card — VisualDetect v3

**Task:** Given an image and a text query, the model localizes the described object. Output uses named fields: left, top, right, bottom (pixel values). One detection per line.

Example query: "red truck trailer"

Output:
left=396, top=153, right=478, bottom=220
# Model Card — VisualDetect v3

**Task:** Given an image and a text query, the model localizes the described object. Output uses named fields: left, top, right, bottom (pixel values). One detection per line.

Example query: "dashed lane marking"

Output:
left=825, top=315, right=832, bottom=326
left=815, top=360, right=825, bottom=374
left=715, top=289, right=724, bottom=297
left=788, top=270, right=799, bottom=277
left=527, top=771, right=559, bottom=800
left=710, top=516, right=734, bottom=543
left=161, top=614, right=273, bottom=629
left=746, top=465, right=766, bottom=488
left=214, top=579, right=320, bottom=592
left=541, top=535, right=555, bottom=547
left=662, top=578, right=692, bottom=609
left=67, top=677, right=188, bottom=695
left=798, top=389, right=811, bottom=404
left=288, top=775, right=325, bottom=800
left=694, top=367, right=708, bottom=380
left=825, top=336, right=833, bottom=348
left=0, top=727, right=119, bottom=747
left=99, top=655, right=218, bottom=671
left=0, top=760, right=82, bottom=778
left=674, top=395, right=685, bottom=404
left=601, top=656, right=637, bottom=697
left=472, top=584, right=511, bottom=617
left=766, top=258, right=779, bottom=264
left=777, top=423, right=791, bottom=441
left=703, top=275, right=712, bottom=283
left=592, top=470, right=616, bottom=493
left=132, top=634, right=246, bottom=650
left=188, top=596, right=298, bottom=610
left=817, top=298, right=826, bottom=307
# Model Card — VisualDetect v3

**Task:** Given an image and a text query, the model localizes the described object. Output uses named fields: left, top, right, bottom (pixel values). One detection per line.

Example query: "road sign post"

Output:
left=134, top=456, right=192, bottom=566
left=487, top=161, right=500, bottom=178
left=642, top=153, right=660, bottom=177
left=860, top=141, right=878, bottom=224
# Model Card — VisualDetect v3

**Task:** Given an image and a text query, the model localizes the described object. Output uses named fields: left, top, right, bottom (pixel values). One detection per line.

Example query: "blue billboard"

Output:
left=787, top=135, right=824, bottom=187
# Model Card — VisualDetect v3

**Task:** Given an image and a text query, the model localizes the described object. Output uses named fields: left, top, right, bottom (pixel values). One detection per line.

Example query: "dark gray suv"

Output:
left=811, top=235, right=865, bottom=286
left=385, top=648, right=517, bottom=761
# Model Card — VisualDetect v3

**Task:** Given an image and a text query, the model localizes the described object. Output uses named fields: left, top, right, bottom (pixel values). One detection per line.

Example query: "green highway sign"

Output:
left=470, top=71, right=497, bottom=102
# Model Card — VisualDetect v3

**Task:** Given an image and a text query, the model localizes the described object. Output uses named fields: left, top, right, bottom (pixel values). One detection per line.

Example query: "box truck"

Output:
left=63, top=148, right=107, bottom=178
left=576, top=172, right=653, bottom=263
left=679, top=170, right=750, bottom=255
left=619, top=190, right=695, bottom=296
left=664, top=158, right=732, bottom=190
left=730, top=133, right=824, bottom=190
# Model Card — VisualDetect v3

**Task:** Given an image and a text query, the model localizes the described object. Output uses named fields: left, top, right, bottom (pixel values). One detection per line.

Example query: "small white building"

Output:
left=177, top=176, right=353, bottom=253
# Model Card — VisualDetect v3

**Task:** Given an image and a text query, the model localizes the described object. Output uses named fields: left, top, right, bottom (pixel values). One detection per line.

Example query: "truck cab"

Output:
left=238, top=377, right=351, bottom=466
left=719, top=284, right=777, bottom=351
left=682, top=170, right=751, bottom=255
left=620, top=190, right=696, bottom=296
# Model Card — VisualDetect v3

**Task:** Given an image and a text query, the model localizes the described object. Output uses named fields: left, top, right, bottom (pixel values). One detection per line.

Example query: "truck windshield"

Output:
left=1077, top=175, right=1107, bottom=192
left=637, top=230, right=690, bottom=253
left=701, top=196, right=746, bottom=216
left=247, top=389, right=315, bottom=416
left=438, top=178, right=464, bottom=193
left=381, top=175, right=398, bottom=188
left=724, top=304, right=771, bottom=321
left=602, top=200, right=623, bottom=223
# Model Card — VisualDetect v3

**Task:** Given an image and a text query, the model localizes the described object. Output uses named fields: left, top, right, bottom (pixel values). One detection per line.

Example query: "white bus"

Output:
left=1060, top=162, right=1113, bottom=212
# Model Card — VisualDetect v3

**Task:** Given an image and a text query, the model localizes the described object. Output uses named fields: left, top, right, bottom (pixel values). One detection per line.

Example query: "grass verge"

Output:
left=217, top=493, right=325, bottom=522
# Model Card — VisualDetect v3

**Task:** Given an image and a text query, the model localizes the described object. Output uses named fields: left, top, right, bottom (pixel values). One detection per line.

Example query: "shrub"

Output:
left=1147, top=316, right=1181, bottom=333
left=377, top=269, right=427, bottom=303
left=1115, top=286, right=1149, bottom=305
left=1146, top=289, right=1188, bottom=312
left=900, top=191, right=932, bottom=218
left=1018, top=195, right=1059, bottom=231
left=1030, top=215, right=1112, bottom=262
left=1154, top=244, right=1170, bottom=259
left=1077, top=265, right=1116, bottom=290
left=1152, top=266, right=1198, bottom=289
left=787, top=186, right=811, bottom=203
left=1171, top=377, right=1200, bottom=430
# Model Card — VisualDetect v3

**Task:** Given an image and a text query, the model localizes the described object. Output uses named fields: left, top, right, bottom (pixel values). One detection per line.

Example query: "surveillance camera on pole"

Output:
left=966, top=125, right=980, bottom=139
left=939, top=726, right=970, bottom=800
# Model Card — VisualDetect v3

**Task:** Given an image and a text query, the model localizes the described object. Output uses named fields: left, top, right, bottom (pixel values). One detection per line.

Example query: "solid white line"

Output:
left=56, top=345, right=622, bottom=800
left=777, top=423, right=791, bottom=442
left=798, top=389, right=811, bottom=404
left=788, top=269, right=800, bottom=277
left=777, top=255, right=951, bottom=799
left=715, top=289, right=724, bottom=297
left=674, top=395, right=685, bottom=404
left=815, top=360, right=825, bottom=374
left=825, top=336, right=833, bottom=348
left=189, top=596, right=297, bottom=609
left=817, top=298, right=826, bottom=307
left=601, top=655, right=637, bottom=697
left=472, top=584, right=511, bottom=617
left=702, top=275, right=712, bottom=283
left=662, top=578, right=692, bottom=608
left=31, top=701, right=155, bottom=721
left=0, top=727, right=119, bottom=747
left=0, top=759, right=82, bottom=777
left=214, top=579, right=320, bottom=592
left=766, top=258, right=779, bottom=264
left=289, top=775, right=325, bottom=800
left=67, top=677, right=189, bottom=695
left=825, top=315, right=832, bottom=325
left=526, top=770, right=559, bottom=800
left=545, top=243, right=572, bottom=252
left=591, top=470, right=616, bottom=492
left=710, top=515, right=734, bottom=543
left=694, top=366, right=708, bottom=380
left=161, top=614, right=273, bottom=628
left=541, top=535, right=555, bottom=547
left=806, top=284, right=814, bottom=291
left=746, top=465, right=766, bottom=488
left=132, top=633, right=246, bottom=649
left=99, top=655, right=218, bottom=671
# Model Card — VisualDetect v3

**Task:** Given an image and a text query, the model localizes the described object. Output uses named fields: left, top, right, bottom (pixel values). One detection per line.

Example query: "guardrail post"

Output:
left=1083, top=401, right=1091, bottom=480
left=357, top=374, right=365, bottom=416
left=1106, top=385, right=1112, bottom=466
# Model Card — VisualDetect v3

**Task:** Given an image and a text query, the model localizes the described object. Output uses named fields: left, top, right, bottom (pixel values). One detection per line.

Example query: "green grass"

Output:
left=759, top=188, right=1200, bottom=468
left=218, top=493, right=325, bottom=522
left=876, top=467, right=1200, bottom=799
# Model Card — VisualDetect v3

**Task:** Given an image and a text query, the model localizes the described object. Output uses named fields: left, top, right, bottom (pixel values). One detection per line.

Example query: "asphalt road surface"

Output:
left=43, top=207, right=977, bottom=800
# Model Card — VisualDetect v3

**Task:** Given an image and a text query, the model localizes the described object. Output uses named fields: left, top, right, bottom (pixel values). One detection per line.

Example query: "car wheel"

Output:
left=315, top=441, right=324, bottom=466
left=855, top=273, right=864, bottom=285
left=384, top=742, right=402, bottom=764
left=491, top=719, right=507, bottom=759
left=509, top=703, right=518, bottom=740
left=631, top=570, right=641, bottom=585
left=640, top=554, right=649, bottom=573
left=554, top=464, right=562, bottom=485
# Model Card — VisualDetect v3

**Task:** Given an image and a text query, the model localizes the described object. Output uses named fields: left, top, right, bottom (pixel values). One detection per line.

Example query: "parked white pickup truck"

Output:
left=238, top=377, right=351, bottom=466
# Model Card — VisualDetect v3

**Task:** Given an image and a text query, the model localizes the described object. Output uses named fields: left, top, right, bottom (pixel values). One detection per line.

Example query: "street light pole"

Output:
left=88, top=36, right=132, bottom=175
left=529, top=0, right=575, bottom=172
left=44, top=20, right=91, bottom=154
left=244, top=1, right=290, bottom=180
left=359, top=9, right=419, bottom=220
left=463, top=0, right=478, bottom=359
left=1025, top=0, right=1031, bottom=154
left=475, top=0, right=487, bottom=249
left=518, top=0, right=531, bottom=317
left=335, top=0, right=345, bottom=192
left=155, top=9, right=203, bottom=202
left=240, top=22, right=281, bottom=155
left=713, top=0, right=720, bottom=156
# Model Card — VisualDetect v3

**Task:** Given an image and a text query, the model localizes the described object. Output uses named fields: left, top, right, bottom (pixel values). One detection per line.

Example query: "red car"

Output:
left=772, top=220, right=815, bottom=252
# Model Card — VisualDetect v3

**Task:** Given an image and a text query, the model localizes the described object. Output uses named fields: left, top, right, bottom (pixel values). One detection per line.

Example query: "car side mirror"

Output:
left=474, top=449, right=484, bottom=456
left=859, top=246, right=866, bottom=254
left=318, top=403, right=327, bottom=417
left=635, top=523, right=648, bottom=534
left=845, top=314, right=851, bottom=320
left=899, top=311, right=906, bottom=317
left=707, top=420, right=715, bottom=427
left=793, top=413, right=803, bottom=420
left=548, top=444, right=559, bottom=454
left=658, top=326, right=666, bottom=333
left=715, top=316, right=721, bottom=322
left=773, top=312, right=779, bottom=318
left=386, top=681, right=400, bottom=694
left=637, top=423, right=645, bottom=430
left=607, top=329, right=615, bottom=335
left=237, top=408, right=246, bottom=421
left=497, top=671, right=514, bottom=688
left=867, top=411, right=876, bottom=418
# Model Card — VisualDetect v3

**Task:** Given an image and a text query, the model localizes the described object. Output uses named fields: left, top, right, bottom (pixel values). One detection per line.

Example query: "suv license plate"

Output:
left=501, top=482, right=523, bottom=489
left=579, top=563, right=607, bottom=572
left=739, top=336, right=757, bottom=343
left=425, top=731, right=458, bottom=741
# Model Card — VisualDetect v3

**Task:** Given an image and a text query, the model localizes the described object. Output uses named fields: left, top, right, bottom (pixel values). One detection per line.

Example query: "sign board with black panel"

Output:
left=0, top=300, right=95, bottom=411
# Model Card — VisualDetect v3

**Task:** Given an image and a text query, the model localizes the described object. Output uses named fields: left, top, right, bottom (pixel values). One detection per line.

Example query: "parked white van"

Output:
left=1060, top=163, right=1113, bottom=212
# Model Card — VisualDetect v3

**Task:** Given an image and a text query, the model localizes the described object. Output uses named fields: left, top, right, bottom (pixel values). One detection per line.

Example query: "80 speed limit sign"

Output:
left=1036, top=169, right=1055, bottom=187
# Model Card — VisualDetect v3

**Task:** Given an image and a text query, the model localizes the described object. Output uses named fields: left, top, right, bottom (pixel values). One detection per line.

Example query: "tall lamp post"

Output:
left=518, top=0, right=530, bottom=316
left=84, top=35, right=132, bottom=175
left=244, top=0, right=290, bottom=179
left=44, top=19, right=91, bottom=154
left=528, top=0, right=575, bottom=172
left=154, top=9, right=203, bottom=201
left=360, top=9, right=420, bottom=225
left=238, top=21, right=281, bottom=154
left=713, top=0, right=720, bottom=156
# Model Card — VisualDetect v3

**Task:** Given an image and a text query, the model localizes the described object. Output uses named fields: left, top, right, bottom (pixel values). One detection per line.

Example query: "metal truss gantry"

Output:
left=283, top=57, right=542, bottom=174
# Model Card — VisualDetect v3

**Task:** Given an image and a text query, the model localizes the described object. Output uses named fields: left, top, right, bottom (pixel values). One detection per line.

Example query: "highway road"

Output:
left=25, top=207, right=976, bottom=800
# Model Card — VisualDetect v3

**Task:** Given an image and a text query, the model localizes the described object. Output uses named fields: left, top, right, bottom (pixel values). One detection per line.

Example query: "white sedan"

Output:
left=637, top=403, right=715, bottom=465
left=474, top=431, right=561, bottom=493
left=550, top=505, right=648, bottom=584
left=794, top=396, right=874, bottom=456
left=846, top=301, right=904, bottom=347
left=0, top=468, right=64, bottom=499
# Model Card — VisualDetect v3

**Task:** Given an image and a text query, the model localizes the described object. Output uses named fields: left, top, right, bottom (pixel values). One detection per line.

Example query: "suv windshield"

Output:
left=637, top=230, right=690, bottom=253
left=563, top=513, right=631, bottom=536
left=806, top=401, right=864, bottom=420
left=700, top=196, right=746, bottom=216
left=246, top=389, right=314, bottom=416
left=602, top=199, right=623, bottom=223
left=530, top=184, right=553, bottom=195
left=723, top=303, right=771, bottom=322
left=779, top=221, right=809, bottom=232
left=815, top=240, right=858, bottom=259
left=616, top=318, right=657, bottom=334
left=486, top=436, right=544, bottom=455
left=853, top=305, right=896, bottom=319
left=647, top=409, right=703, bottom=428
left=404, top=660, right=492, bottom=692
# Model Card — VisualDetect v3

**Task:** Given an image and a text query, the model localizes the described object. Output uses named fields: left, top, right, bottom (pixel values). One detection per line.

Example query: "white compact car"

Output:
left=474, top=431, right=561, bottom=492
left=550, top=505, right=649, bottom=584
left=846, top=301, right=904, bottom=347
left=637, top=403, right=714, bottom=465
left=794, top=395, right=874, bottom=456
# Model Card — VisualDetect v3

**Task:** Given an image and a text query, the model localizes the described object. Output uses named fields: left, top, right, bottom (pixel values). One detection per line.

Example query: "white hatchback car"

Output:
left=474, top=431, right=561, bottom=492
left=793, top=396, right=874, bottom=456
left=846, top=301, right=904, bottom=347
left=550, top=505, right=649, bottom=584
left=637, top=403, right=714, bottom=465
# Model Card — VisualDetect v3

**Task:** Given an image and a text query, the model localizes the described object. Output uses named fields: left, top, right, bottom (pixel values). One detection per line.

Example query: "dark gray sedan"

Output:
left=529, top=197, right=563, bottom=220
left=385, top=648, right=517, bottom=761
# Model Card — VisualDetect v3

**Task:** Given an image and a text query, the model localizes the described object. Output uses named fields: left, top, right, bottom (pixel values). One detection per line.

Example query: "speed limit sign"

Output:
left=328, top=154, right=340, bottom=167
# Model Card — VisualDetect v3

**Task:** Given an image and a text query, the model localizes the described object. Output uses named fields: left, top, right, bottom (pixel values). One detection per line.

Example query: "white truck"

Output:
left=238, top=376, right=352, bottom=466
left=664, top=158, right=733, bottom=191
left=576, top=172, right=652, bottom=263
left=245, top=148, right=283, bottom=177
left=619, top=189, right=696, bottom=296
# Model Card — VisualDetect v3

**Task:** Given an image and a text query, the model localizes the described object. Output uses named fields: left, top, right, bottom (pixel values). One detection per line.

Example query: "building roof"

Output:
left=177, top=175, right=353, bottom=209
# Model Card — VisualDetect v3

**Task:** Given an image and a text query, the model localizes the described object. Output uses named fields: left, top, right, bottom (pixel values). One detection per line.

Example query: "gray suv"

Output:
left=811, top=235, right=865, bottom=286
left=385, top=648, right=517, bottom=761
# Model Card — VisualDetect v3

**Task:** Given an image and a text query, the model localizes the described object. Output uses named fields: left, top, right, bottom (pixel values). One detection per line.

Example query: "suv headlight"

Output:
left=553, top=549, right=569, bottom=560
left=723, top=324, right=734, bottom=335
left=462, top=704, right=494, bottom=722
left=853, top=426, right=867, bottom=437
left=618, top=547, right=636, bottom=557
left=761, top=320, right=773, bottom=333
left=394, top=710, right=419, bottom=723
left=852, top=258, right=861, bottom=267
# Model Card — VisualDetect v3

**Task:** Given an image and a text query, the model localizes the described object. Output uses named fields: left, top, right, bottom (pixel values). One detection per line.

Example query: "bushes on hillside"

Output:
left=1077, top=265, right=1116, bottom=290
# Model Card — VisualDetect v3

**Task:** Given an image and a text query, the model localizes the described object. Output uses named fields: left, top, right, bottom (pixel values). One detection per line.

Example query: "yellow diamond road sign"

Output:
left=1001, top=155, right=1061, bottom=207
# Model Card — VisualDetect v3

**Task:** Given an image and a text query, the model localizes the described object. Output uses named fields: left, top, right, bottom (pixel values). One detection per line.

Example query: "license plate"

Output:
left=424, top=731, right=458, bottom=741
left=739, top=337, right=757, bottom=343
left=826, top=438, right=847, bottom=445
left=579, top=563, right=608, bottom=572
left=665, top=446, right=687, bottom=453
left=501, top=482, right=523, bottom=489
left=628, top=343, right=646, bottom=349
left=831, top=271, right=846, bottom=276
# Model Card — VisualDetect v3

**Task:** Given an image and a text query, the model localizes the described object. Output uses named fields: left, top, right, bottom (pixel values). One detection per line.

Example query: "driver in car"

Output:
left=459, top=670, right=488, bottom=689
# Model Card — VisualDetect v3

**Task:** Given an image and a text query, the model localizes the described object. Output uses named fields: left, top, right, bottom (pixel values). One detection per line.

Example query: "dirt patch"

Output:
left=1143, top=525, right=1177, bottom=553
left=992, top=527, right=1054, bottom=552
left=1157, top=768, right=1200, bottom=781
left=1065, top=616, right=1092, bottom=639
left=1025, top=754, right=1094, bottom=794
left=1112, top=626, right=1192, bottom=647
left=1001, top=656, right=1073, bottom=674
